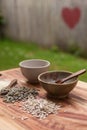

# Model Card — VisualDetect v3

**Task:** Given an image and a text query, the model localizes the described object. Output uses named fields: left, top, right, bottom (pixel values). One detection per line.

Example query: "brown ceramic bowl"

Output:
left=19, top=59, right=50, bottom=83
left=38, top=70, right=78, bottom=98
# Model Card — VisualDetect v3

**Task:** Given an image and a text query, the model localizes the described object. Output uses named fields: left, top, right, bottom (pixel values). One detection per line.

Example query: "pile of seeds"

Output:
left=0, top=86, right=38, bottom=103
left=22, top=96, right=61, bottom=119
left=0, top=79, right=62, bottom=119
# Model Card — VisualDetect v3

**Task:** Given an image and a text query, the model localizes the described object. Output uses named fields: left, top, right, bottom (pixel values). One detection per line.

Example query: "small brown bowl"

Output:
left=38, top=70, right=78, bottom=98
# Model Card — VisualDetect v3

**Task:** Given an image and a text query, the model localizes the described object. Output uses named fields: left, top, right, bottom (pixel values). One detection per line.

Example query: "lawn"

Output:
left=0, top=38, right=87, bottom=82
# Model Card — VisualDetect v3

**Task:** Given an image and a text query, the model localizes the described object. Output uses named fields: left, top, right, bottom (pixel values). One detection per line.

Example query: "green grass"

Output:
left=0, top=38, right=87, bottom=82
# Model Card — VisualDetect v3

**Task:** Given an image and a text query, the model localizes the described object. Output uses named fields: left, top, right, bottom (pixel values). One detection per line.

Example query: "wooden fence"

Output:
left=1, top=0, right=58, bottom=46
left=1, top=0, right=87, bottom=56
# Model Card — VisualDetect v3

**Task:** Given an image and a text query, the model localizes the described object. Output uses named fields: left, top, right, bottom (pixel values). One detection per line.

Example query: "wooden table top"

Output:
left=0, top=68, right=87, bottom=130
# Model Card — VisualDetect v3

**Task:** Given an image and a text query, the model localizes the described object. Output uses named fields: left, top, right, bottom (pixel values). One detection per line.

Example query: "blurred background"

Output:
left=0, top=0, right=87, bottom=81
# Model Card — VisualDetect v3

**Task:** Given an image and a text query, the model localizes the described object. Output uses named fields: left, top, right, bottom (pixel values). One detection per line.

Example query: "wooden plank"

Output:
left=1, top=0, right=87, bottom=49
left=0, top=68, right=87, bottom=130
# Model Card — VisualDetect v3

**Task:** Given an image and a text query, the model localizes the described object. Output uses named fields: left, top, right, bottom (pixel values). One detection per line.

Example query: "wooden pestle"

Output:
left=56, top=69, right=86, bottom=84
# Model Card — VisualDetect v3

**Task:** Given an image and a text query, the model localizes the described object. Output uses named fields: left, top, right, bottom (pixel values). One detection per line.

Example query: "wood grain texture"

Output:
left=0, top=68, right=87, bottom=130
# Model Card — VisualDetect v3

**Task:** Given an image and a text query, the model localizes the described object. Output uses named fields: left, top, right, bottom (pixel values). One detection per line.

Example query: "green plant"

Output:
left=0, top=12, right=5, bottom=24
left=0, top=12, right=5, bottom=38
left=67, top=41, right=86, bottom=58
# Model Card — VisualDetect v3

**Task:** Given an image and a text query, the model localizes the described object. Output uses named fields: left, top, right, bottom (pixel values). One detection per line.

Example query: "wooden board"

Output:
left=0, top=68, right=87, bottom=130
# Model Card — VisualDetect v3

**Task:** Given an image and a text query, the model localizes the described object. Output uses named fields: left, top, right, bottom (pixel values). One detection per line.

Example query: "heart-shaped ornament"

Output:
left=62, top=7, right=81, bottom=29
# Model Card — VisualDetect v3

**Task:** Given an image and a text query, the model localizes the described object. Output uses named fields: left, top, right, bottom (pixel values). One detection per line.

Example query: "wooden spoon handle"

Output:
left=56, top=69, right=86, bottom=84
left=7, top=79, right=17, bottom=88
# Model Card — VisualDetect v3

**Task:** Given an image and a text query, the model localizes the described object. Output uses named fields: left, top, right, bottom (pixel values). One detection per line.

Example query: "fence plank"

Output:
left=1, top=0, right=87, bottom=55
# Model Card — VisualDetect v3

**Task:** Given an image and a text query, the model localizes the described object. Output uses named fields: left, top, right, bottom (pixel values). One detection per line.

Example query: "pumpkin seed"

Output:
left=0, top=86, right=38, bottom=103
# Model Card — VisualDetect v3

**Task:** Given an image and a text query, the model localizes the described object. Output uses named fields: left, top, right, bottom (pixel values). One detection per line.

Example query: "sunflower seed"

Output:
left=22, top=97, right=61, bottom=119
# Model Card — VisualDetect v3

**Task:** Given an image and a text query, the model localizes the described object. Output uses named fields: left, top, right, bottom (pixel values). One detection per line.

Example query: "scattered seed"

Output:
left=12, top=116, right=16, bottom=120
left=21, top=116, right=28, bottom=120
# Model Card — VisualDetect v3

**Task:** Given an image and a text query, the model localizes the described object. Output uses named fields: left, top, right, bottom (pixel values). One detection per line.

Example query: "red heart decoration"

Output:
left=62, top=7, right=81, bottom=29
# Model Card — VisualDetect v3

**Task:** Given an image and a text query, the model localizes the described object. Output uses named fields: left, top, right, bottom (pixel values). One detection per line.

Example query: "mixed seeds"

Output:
left=0, top=79, right=62, bottom=119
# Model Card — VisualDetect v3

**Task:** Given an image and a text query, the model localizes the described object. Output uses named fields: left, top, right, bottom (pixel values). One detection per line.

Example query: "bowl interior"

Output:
left=19, top=59, right=50, bottom=68
left=39, top=71, right=77, bottom=84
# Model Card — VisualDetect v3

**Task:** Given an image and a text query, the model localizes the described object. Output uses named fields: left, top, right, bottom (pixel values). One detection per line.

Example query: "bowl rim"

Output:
left=38, top=70, right=78, bottom=85
left=19, top=59, right=50, bottom=68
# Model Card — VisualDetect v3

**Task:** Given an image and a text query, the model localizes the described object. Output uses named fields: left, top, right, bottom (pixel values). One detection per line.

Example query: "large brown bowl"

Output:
left=38, top=70, right=78, bottom=98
